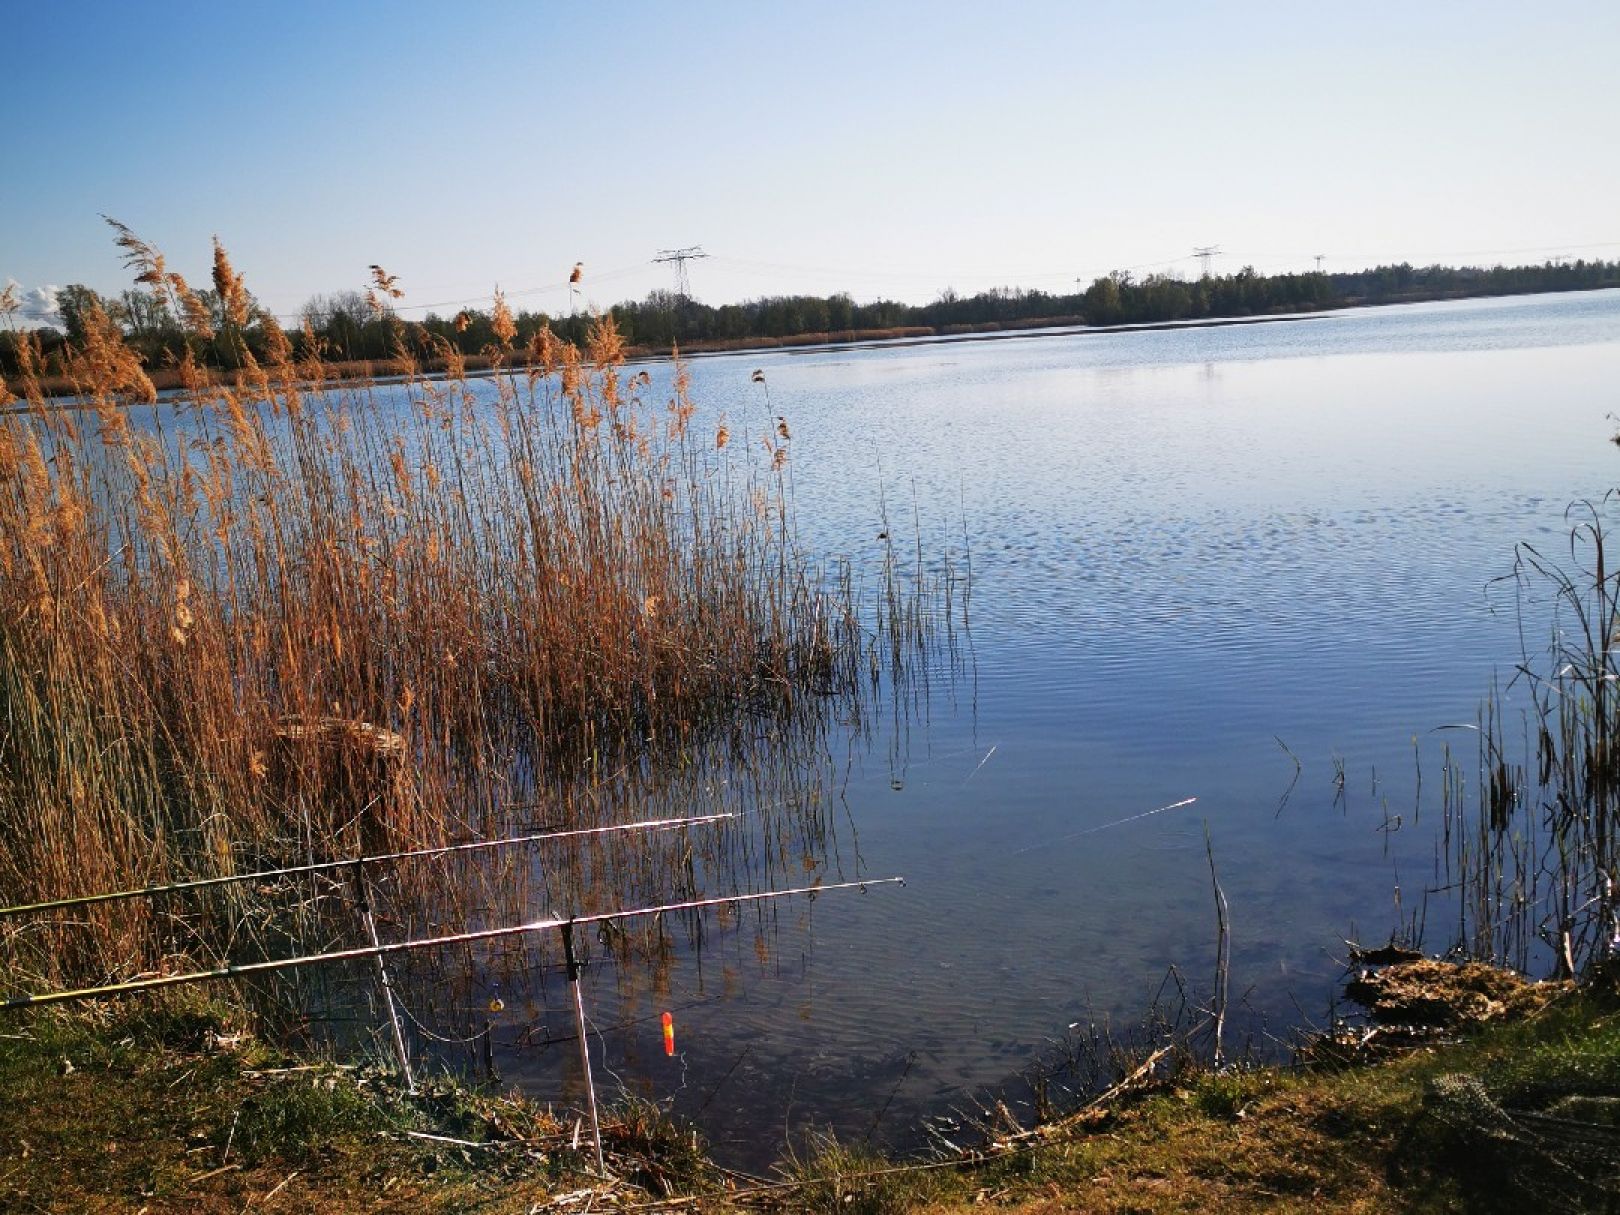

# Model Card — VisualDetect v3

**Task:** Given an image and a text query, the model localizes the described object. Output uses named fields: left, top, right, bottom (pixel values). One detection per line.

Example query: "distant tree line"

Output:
left=5, top=258, right=1617, bottom=379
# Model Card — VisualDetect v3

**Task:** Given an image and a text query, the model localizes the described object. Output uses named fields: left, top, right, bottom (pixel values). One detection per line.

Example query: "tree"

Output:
left=1082, top=275, right=1123, bottom=325
left=56, top=284, right=111, bottom=345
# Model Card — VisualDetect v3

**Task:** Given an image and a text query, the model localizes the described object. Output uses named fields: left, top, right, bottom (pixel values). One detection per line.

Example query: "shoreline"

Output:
left=3, top=954, right=1609, bottom=1211
left=8, top=281, right=1616, bottom=404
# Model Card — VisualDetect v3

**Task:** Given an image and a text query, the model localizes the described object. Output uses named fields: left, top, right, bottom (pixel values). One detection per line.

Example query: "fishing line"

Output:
left=1010, top=797, right=1198, bottom=856
left=964, top=744, right=997, bottom=784
left=360, top=909, right=788, bottom=1049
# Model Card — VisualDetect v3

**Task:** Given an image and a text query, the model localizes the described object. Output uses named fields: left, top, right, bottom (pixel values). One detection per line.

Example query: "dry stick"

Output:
left=0, top=812, right=736, bottom=920
left=2, top=878, right=905, bottom=1010
left=1081, top=1042, right=1175, bottom=1115
left=611, top=1097, right=1126, bottom=1215
left=562, top=919, right=606, bottom=1176
left=351, top=859, right=416, bottom=1093
left=1204, top=824, right=1230, bottom=1070
left=187, top=1162, right=241, bottom=1185
left=255, top=1169, right=298, bottom=1208
left=993, top=1042, right=1174, bottom=1149
left=400, top=1129, right=505, bottom=1150
left=613, top=1045, right=1184, bottom=1214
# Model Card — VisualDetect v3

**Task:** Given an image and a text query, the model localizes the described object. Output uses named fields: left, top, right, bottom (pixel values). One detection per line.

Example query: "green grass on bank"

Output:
left=3, top=976, right=1618, bottom=1213
left=0, top=992, right=583, bottom=1213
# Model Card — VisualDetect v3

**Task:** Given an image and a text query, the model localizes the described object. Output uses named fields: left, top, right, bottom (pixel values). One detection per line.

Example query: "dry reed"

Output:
left=0, top=228, right=936, bottom=995
left=1436, top=499, right=1620, bottom=978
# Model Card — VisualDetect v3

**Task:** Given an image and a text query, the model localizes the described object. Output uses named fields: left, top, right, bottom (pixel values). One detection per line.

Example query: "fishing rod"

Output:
left=0, top=812, right=736, bottom=921
left=1, top=877, right=905, bottom=1010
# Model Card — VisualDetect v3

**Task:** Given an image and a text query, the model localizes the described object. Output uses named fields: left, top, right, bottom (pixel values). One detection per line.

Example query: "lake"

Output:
left=408, top=290, right=1620, bottom=1164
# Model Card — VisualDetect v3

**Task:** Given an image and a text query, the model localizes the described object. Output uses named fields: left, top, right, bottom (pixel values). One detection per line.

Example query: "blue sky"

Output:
left=3, top=0, right=1616, bottom=322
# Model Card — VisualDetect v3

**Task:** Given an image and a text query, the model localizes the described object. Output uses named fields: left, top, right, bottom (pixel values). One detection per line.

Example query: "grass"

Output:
left=4, top=972, right=1615, bottom=1211
left=0, top=990, right=587, bottom=1212
left=798, top=981, right=1620, bottom=1213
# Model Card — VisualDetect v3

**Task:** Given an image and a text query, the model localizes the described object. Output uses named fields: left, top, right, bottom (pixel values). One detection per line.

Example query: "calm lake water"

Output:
left=461, top=290, right=1620, bottom=1166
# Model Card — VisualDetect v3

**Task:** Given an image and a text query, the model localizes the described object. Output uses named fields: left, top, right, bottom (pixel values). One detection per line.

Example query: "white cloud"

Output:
left=4, top=279, right=64, bottom=331
left=23, top=284, right=64, bottom=331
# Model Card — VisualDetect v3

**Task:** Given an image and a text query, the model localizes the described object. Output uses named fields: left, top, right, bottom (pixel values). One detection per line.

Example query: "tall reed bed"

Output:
left=0, top=230, right=934, bottom=992
left=1440, top=499, right=1620, bottom=976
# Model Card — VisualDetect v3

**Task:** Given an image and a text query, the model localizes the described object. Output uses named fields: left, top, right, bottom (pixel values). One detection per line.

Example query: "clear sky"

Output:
left=3, top=0, right=1616, bottom=323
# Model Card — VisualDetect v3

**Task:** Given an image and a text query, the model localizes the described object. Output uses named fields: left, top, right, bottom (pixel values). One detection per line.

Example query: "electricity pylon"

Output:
left=653, top=246, right=709, bottom=299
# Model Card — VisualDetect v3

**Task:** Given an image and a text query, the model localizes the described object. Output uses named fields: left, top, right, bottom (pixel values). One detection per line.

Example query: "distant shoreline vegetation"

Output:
left=4, top=255, right=1617, bottom=392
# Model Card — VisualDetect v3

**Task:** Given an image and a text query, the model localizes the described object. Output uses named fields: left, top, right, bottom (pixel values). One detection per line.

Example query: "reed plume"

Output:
left=0, top=224, right=932, bottom=996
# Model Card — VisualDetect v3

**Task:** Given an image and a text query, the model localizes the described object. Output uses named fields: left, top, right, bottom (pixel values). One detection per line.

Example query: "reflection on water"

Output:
left=348, top=637, right=941, bottom=1168
left=330, top=291, right=1620, bottom=1168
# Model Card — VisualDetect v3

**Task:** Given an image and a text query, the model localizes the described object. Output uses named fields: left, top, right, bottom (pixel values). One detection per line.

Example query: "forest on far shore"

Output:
left=4, top=256, right=1617, bottom=378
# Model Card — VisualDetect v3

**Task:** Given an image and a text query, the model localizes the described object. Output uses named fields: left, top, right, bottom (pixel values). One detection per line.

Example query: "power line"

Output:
left=652, top=246, right=709, bottom=299
left=260, top=263, right=651, bottom=325
left=1242, top=239, right=1620, bottom=266
left=120, top=235, right=1620, bottom=326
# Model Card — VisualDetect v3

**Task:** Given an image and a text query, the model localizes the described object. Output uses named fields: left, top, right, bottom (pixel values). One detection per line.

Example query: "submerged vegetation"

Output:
left=0, top=225, right=954, bottom=1000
